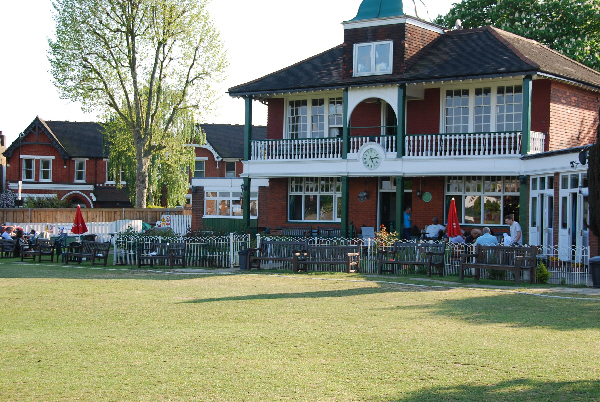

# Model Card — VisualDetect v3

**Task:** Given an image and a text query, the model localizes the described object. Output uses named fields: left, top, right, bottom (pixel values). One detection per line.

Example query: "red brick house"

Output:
left=228, top=0, right=600, bottom=258
left=190, top=124, right=267, bottom=232
left=3, top=116, right=131, bottom=208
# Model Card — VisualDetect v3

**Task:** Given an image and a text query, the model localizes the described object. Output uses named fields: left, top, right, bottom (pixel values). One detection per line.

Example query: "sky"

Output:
left=0, top=0, right=455, bottom=146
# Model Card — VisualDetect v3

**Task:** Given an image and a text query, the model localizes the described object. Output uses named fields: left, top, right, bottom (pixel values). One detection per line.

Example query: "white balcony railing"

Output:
left=250, top=132, right=545, bottom=161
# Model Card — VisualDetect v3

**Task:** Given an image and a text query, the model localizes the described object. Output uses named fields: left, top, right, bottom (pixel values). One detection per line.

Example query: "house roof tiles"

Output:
left=200, top=124, right=267, bottom=159
left=228, top=26, right=600, bottom=96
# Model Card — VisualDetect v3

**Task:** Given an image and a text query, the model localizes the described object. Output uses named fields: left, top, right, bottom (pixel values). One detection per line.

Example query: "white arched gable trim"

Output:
left=201, top=143, right=222, bottom=162
left=61, top=191, right=94, bottom=208
left=347, top=86, right=399, bottom=124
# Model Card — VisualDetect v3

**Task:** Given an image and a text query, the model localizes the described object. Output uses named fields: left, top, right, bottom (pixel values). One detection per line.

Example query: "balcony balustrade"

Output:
left=250, top=131, right=545, bottom=161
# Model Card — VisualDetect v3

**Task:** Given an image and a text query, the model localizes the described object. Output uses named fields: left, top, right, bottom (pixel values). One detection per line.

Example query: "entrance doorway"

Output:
left=558, top=173, right=588, bottom=262
left=378, top=178, right=412, bottom=233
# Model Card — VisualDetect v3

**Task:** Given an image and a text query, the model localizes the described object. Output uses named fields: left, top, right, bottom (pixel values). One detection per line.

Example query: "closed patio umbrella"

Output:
left=447, top=197, right=461, bottom=237
left=72, top=205, right=88, bottom=235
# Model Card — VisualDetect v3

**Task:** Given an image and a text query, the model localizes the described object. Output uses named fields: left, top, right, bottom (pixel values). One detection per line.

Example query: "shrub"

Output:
left=536, top=262, right=551, bottom=284
left=0, top=190, right=17, bottom=208
left=23, top=196, right=73, bottom=208
left=375, top=225, right=400, bottom=246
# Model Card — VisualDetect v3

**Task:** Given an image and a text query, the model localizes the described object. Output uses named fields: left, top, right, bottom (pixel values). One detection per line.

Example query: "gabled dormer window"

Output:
left=353, top=41, right=393, bottom=76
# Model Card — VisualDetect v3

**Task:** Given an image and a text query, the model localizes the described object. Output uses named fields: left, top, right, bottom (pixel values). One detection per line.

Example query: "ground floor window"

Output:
left=445, top=176, right=520, bottom=225
left=289, top=177, right=342, bottom=222
left=204, top=191, right=257, bottom=218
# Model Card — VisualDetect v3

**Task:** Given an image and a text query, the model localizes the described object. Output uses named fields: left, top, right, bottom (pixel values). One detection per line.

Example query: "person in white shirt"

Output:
left=504, top=214, right=523, bottom=245
left=1, top=227, right=13, bottom=240
left=425, top=217, right=445, bottom=240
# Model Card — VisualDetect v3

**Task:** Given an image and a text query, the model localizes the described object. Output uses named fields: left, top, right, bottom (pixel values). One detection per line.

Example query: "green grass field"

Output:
left=1, top=260, right=599, bottom=401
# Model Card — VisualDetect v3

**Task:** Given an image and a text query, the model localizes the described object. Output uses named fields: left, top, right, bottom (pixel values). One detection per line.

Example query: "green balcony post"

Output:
left=522, top=75, right=532, bottom=155
left=243, top=96, right=252, bottom=229
left=519, top=177, right=528, bottom=244
left=397, top=84, right=406, bottom=158
left=341, top=176, right=349, bottom=237
left=395, top=177, right=404, bottom=233
left=244, top=96, right=253, bottom=161
left=343, top=89, right=349, bottom=159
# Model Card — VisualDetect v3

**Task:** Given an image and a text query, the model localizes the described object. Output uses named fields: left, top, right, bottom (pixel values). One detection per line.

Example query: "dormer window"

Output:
left=353, top=41, right=393, bottom=76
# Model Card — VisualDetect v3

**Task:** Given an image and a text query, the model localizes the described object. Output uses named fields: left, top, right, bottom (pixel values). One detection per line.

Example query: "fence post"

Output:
left=113, top=233, right=118, bottom=265
left=229, top=232, right=235, bottom=268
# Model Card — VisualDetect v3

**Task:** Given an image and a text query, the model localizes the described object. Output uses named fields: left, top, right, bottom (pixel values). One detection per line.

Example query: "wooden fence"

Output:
left=0, top=208, right=191, bottom=225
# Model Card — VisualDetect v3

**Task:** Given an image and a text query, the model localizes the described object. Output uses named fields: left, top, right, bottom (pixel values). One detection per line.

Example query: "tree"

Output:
left=49, top=0, right=228, bottom=207
left=434, top=0, right=600, bottom=71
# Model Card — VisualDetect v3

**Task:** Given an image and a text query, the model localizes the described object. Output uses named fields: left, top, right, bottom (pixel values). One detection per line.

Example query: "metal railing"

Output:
left=250, top=131, right=545, bottom=161
left=113, top=233, right=592, bottom=286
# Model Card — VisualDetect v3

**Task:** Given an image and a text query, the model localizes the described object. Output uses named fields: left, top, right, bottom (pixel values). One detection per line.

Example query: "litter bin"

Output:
left=238, top=249, right=250, bottom=270
left=590, top=256, right=600, bottom=288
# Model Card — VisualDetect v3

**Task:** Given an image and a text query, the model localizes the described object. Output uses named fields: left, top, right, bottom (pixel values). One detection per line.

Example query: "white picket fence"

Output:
left=113, top=233, right=251, bottom=267
left=8, top=214, right=191, bottom=243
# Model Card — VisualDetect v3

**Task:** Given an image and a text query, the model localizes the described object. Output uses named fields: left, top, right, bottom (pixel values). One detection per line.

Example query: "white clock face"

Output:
left=362, top=147, right=382, bottom=169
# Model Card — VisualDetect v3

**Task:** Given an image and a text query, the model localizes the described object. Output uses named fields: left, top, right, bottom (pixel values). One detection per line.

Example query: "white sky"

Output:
left=0, top=0, right=455, bottom=145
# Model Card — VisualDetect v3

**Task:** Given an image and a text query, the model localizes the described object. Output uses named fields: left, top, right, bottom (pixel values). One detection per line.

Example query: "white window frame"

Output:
left=225, top=161, right=236, bottom=178
left=194, top=158, right=207, bottom=178
left=285, top=94, right=344, bottom=139
left=288, top=177, right=342, bottom=222
left=204, top=190, right=258, bottom=219
left=440, top=81, right=524, bottom=134
left=445, top=176, right=520, bottom=225
left=22, top=158, right=35, bottom=181
left=353, top=41, right=393, bottom=77
left=74, top=159, right=87, bottom=182
left=39, top=159, right=52, bottom=182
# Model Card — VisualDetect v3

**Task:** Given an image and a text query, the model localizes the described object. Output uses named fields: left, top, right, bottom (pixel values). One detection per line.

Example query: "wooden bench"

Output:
left=66, top=240, right=112, bottom=266
left=459, top=245, right=537, bottom=285
left=20, top=238, right=56, bottom=262
left=280, top=227, right=312, bottom=237
left=247, top=240, right=307, bottom=270
left=294, top=245, right=361, bottom=273
left=1, top=239, right=17, bottom=258
left=378, top=242, right=446, bottom=276
left=137, top=242, right=186, bottom=269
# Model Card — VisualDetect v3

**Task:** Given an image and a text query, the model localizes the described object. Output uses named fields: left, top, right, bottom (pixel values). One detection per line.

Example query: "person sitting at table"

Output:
left=448, top=230, right=466, bottom=243
left=475, top=227, right=499, bottom=246
left=465, top=229, right=481, bottom=244
left=425, top=217, right=445, bottom=240
left=2, top=226, right=14, bottom=240
left=13, top=229, right=26, bottom=257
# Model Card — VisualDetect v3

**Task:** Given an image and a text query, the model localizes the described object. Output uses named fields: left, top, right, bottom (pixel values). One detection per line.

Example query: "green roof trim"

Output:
left=350, top=0, right=405, bottom=21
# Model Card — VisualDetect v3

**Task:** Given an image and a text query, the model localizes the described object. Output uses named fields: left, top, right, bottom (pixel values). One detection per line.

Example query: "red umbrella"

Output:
left=72, top=205, right=88, bottom=234
left=446, top=197, right=462, bottom=237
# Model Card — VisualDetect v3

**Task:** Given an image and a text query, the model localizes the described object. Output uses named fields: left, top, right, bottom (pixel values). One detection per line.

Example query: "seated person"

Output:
left=425, top=217, right=445, bottom=240
left=2, top=226, right=14, bottom=240
left=448, top=231, right=466, bottom=243
left=475, top=227, right=499, bottom=246
left=465, top=229, right=481, bottom=244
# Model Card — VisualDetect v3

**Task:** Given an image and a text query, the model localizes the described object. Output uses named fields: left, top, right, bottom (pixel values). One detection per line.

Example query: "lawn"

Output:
left=1, top=261, right=599, bottom=401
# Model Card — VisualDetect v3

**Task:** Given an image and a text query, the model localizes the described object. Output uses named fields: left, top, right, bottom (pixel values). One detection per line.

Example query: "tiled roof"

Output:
left=43, top=119, right=107, bottom=158
left=200, top=124, right=267, bottom=159
left=229, top=26, right=600, bottom=96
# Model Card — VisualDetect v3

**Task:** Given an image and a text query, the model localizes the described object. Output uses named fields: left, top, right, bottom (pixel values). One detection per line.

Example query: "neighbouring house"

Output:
left=190, top=124, right=267, bottom=232
left=3, top=116, right=132, bottom=208
left=227, top=0, right=600, bottom=260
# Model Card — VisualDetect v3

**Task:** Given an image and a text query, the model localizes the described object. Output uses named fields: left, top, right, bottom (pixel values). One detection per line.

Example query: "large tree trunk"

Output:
left=134, top=143, right=151, bottom=208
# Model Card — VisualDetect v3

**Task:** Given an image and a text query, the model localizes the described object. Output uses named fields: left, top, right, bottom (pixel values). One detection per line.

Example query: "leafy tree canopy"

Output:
left=434, top=0, right=600, bottom=71
left=49, top=0, right=228, bottom=207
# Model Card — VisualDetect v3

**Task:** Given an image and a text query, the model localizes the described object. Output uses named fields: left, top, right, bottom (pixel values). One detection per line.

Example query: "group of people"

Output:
left=1, top=227, right=38, bottom=257
left=405, top=208, right=523, bottom=246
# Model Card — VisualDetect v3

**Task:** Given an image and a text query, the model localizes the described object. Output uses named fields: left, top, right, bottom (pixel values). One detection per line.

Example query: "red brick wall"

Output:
left=548, top=81, right=599, bottom=151
left=267, top=99, right=285, bottom=140
left=350, top=102, right=382, bottom=136
left=258, top=178, right=288, bottom=228
left=404, top=24, right=441, bottom=69
left=407, top=88, right=441, bottom=134
left=190, top=186, right=204, bottom=231
left=348, top=177, right=378, bottom=228
left=410, top=177, right=445, bottom=231
left=531, top=79, right=551, bottom=139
